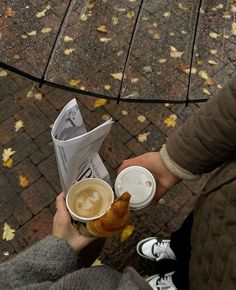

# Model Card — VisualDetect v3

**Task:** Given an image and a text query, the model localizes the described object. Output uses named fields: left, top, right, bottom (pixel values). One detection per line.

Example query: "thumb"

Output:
left=56, top=193, right=69, bottom=215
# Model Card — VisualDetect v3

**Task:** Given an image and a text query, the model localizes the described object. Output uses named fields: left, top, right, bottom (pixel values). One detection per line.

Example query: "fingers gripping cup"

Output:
left=115, top=166, right=156, bottom=210
left=66, top=178, right=114, bottom=222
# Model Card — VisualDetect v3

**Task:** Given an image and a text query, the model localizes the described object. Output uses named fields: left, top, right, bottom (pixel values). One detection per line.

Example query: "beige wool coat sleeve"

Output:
left=165, top=75, right=236, bottom=175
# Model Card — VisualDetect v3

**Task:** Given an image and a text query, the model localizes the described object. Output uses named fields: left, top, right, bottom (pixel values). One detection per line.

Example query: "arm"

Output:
left=0, top=194, right=95, bottom=289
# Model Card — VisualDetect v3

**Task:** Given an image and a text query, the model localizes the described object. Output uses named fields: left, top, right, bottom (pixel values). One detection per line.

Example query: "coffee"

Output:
left=66, top=178, right=114, bottom=222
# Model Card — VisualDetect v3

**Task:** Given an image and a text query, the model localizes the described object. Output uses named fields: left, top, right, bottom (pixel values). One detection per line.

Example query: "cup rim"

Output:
left=66, top=178, right=114, bottom=222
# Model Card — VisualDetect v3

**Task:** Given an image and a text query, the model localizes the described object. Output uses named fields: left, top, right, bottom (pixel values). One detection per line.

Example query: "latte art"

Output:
left=75, top=189, right=104, bottom=218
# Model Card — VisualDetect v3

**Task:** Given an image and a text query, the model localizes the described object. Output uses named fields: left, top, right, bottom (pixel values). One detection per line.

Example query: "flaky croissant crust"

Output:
left=86, top=192, right=131, bottom=237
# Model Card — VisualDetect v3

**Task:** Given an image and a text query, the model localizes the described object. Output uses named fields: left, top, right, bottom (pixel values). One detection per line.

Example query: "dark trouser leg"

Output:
left=170, top=212, right=193, bottom=290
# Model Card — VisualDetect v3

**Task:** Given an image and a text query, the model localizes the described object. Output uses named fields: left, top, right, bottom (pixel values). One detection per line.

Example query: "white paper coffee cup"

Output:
left=66, top=178, right=114, bottom=222
left=115, top=166, right=156, bottom=210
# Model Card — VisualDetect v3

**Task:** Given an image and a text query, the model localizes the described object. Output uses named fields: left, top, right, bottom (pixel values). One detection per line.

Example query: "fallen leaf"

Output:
left=217, top=84, right=223, bottom=89
left=117, top=50, right=123, bottom=56
left=223, top=12, right=231, bottom=19
left=126, top=11, right=135, bottom=19
left=212, top=3, right=224, bottom=11
left=27, top=90, right=34, bottom=98
left=2, top=223, right=15, bottom=241
left=5, top=7, right=16, bottom=17
left=112, top=17, right=119, bottom=25
left=183, top=67, right=197, bottom=74
left=41, top=27, right=52, bottom=33
left=64, top=35, right=74, bottom=42
left=209, top=32, right=220, bottom=39
left=170, top=46, right=184, bottom=58
left=111, top=72, right=123, bottom=80
left=92, top=258, right=103, bottom=266
left=231, top=4, right=236, bottom=12
left=137, top=132, right=150, bottom=143
left=87, top=2, right=95, bottom=9
left=120, top=225, right=134, bottom=241
left=15, top=120, right=24, bottom=132
left=34, top=93, right=43, bottom=100
left=97, top=25, right=108, bottom=33
left=2, top=148, right=16, bottom=162
left=94, top=98, right=107, bottom=108
left=131, top=78, right=138, bottom=83
left=122, top=110, right=128, bottom=116
left=158, top=198, right=166, bottom=205
left=163, top=11, right=171, bottom=17
left=153, top=32, right=160, bottom=39
left=102, top=114, right=111, bottom=121
left=210, top=49, right=218, bottom=55
left=21, top=34, right=28, bottom=39
left=164, top=114, right=177, bottom=127
left=3, top=158, right=13, bottom=168
left=80, top=13, right=88, bottom=21
left=198, top=70, right=209, bottom=81
left=27, top=30, right=37, bottom=36
left=208, top=60, right=218, bottom=65
left=203, top=88, right=211, bottom=95
left=99, top=37, right=111, bottom=43
left=0, top=70, right=8, bottom=77
left=169, top=32, right=175, bottom=36
left=178, top=3, right=189, bottom=11
left=36, top=6, right=50, bottom=18
left=19, top=175, right=29, bottom=188
left=143, top=65, right=152, bottom=73
left=69, top=79, right=80, bottom=87
left=64, top=48, right=75, bottom=55
left=137, top=115, right=146, bottom=123
left=231, top=22, right=236, bottom=35
left=223, top=34, right=229, bottom=39
left=104, top=85, right=111, bottom=91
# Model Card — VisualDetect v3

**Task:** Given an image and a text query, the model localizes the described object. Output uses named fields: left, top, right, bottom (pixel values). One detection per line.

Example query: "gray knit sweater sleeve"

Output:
left=0, top=236, right=78, bottom=289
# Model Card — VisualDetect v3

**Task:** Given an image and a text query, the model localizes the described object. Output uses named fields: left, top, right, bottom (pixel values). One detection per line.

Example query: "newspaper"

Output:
left=51, top=98, right=113, bottom=194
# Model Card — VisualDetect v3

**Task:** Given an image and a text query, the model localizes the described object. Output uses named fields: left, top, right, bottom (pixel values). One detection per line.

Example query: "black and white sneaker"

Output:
left=146, top=271, right=177, bottom=290
left=137, top=237, right=176, bottom=262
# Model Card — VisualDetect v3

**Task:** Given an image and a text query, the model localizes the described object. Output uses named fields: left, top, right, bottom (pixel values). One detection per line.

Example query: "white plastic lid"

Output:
left=115, top=166, right=156, bottom=210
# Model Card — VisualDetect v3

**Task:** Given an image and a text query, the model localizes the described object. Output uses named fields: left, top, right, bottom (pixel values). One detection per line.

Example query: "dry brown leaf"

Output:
left=5, top=7, right=16, bottom=17
left=15, top=120, right=24, bottom=132
left=87, top=2, right=95, bottom=9
left=19, top=175, right=29, bottom=188
left=120, top=225, right=134, bottom=241
left=138, top=132, right=150, bottom=143
left=2, top=223, right=15, bottom=241
left=97, top=25, right=108, bottom=33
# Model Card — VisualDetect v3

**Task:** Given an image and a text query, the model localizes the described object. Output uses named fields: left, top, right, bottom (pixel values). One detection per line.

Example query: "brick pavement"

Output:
left=0, top=71, right=208, bottom=274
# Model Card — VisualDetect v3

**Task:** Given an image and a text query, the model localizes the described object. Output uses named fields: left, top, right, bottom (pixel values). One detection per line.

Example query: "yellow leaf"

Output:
left=69, top=79, right=80, bottom=87
left=64, top=35, right=74, bottom=42
left=80, top=13, right=88, bottom=21
left=27, top=90, right=34, bottom=98
left=19, top=175, right=29, bottom=188
left=112, top=17, right=119, bottom=25
left=217, top=84, right=223, bottom=89
left=158, top=198, right=166, bottom=205
left=64, top=48, right=75, bottom=55
left=163, top=12, right=171, bottom=17
left=122, top=110, right=128, bottom=116
left=27, top=30, right=37, bottom=36
left=2, top=223, right=15, bottom=241
left=170, top=46, right=184, bottom=58
left=0, top=70, right=8, bottom=77
left=137, top=115, right=146, bottom=123
left=99, top=37, right=111, bottom=43
left=94, top=98, right=107, bottom=108
left=203, top=88, right=211, bottom=95
left=137, top=132, right=150, bottom=143
left=131, top=78, right=138, bottom=83
left=92, top=258, right=103, bottom=266
left=34, top=93, right=43, bottom=100
left=208, top=60, right=218, bottom=65
left=5, top=7, right=16, bottom=17
left=104, top=85, right=111, bottom=91
left=212, top=4, right=224, bottom=11
left=164, top=114, right=177, bottom=127
left=159, top=59, right=167, bottom=63
left=15, top=120, right=24, bottom=132
left=36, top=6, right=50, bottom=18
left=231, top=4, right=236, bottom=12
left=97, top=25, right=108, bottom=33
left=2, top=148, right=16, bottom=162
left=209, top=32, right=220, bottom=39
left=121, top=225, right=134, bottom=241
left=210, top=49, right=217, bottom=55
left=231, top=22, right=236, bottom=35
left=198, top=70, right=209, bottom=80
left=183, top=67, right=197, bottom=74
left=178, top=3, right=189, bottom=11
left=3, top=158, right=13, bottom=168
left=111, top=72, right=123, bottom=80
left=126, top=11, right=135, bottom=19
left=102, top=114, right=111, bottom=121
left=41, top=27, right=52, bottom=33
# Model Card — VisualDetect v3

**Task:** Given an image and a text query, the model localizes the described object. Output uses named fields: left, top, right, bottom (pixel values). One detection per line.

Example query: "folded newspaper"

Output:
left=51, top=98, right=113, bottom=194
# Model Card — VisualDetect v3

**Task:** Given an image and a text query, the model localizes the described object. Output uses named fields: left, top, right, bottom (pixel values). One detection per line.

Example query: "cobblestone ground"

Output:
left=0, top=71, right=210, bottom=276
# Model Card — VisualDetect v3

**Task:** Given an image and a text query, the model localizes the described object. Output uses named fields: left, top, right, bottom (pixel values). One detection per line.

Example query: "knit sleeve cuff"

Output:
left=160, top=145, right=201, bottom=180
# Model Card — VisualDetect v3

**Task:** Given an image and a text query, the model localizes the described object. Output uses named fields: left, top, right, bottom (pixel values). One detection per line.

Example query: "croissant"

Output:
left=86, top=192, right=131, bottom=237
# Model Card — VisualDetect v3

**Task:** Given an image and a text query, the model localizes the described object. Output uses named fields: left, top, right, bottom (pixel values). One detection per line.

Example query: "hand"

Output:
left=118, top=152, right=181, bottom=202
left=53, top=193, right=96, bottom=253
